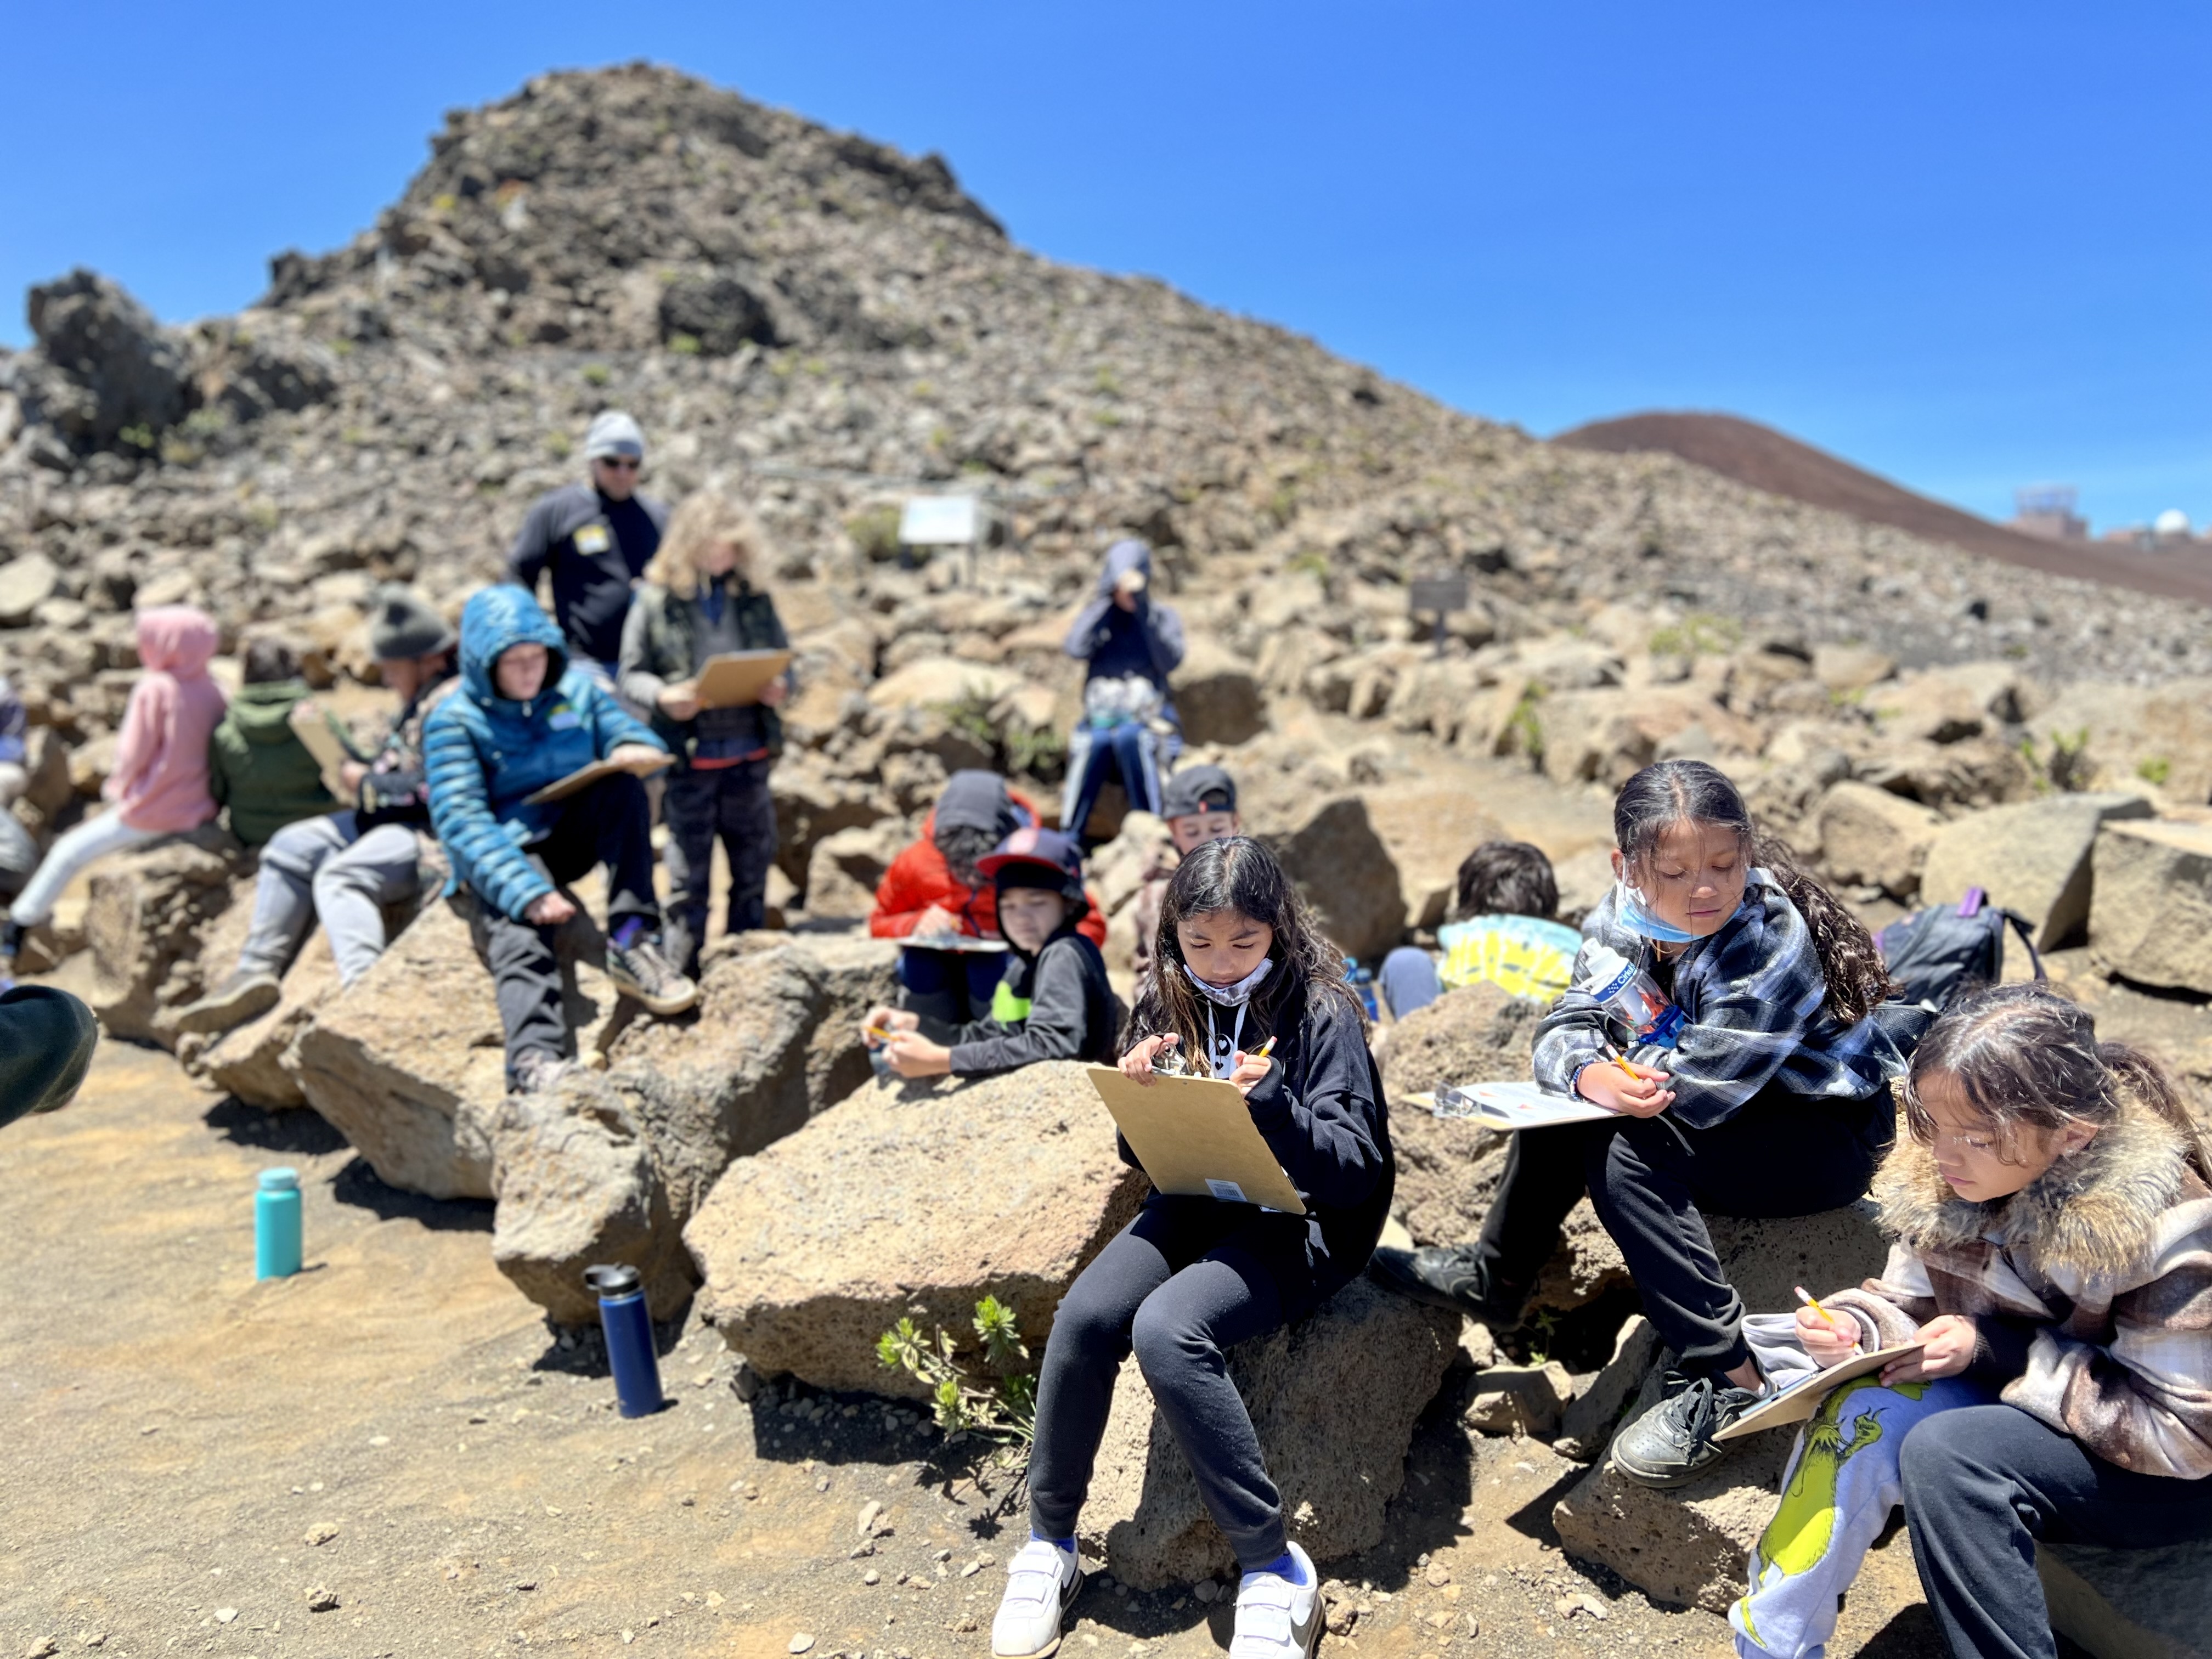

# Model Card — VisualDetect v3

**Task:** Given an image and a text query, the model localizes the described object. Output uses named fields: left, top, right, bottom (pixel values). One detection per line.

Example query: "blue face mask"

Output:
left=1613, top=880, right=1702, bottom=944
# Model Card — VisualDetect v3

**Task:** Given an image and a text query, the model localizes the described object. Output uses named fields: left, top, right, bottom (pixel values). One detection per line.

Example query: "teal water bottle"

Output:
left=256, top=1168, right=302, bottom=1279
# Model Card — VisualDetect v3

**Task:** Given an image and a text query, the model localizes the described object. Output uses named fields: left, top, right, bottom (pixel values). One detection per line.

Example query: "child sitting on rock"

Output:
left=1370, top=758, right=1904, bottom=1487
left=617, top=489, right=792, bottom=978
left=863, top=827, right=1118, bottom=1080
left=992, top=836, right=1390, bottom=1659
left=2, top=606, right=227, bottom=986
left=870, top=770, right=1105, bottom=1026
left=206, top=639, right=346, bottom=849
left=1374, top=839, right=1582, bottom=1018
left=1128, top=763, right=1242, bottom=995
left=425, top=585, right=697, bottom=1096
left=1730, top=983, right=2212, bottom=1659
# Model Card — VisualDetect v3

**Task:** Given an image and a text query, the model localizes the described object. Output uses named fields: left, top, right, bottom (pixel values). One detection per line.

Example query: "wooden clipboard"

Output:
left=691, top=649, right=793, bottom=710
left=287, top=701, right=357, bottom=803
left=1714, top=1342, right=1927, bottom=1441
left=523, top=751, right=674, bottom=806
left=1086, top=1065, right=1306, bottom=1215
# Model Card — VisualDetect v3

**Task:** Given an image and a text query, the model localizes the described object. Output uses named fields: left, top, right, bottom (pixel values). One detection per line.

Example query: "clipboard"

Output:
left=691, top=649, right=794, bottom=710
left=523, top=750, right=674, bottom=806
left=287, top=701, right=358, bottom=802
left=902, top=932, right=1010, bottom=955
left=1433, top=1080, right=1618, bottom=1131
left=1714, top=1342, right=1927, bottom=1441
left=1086, top=1065, right=1306, bottom=1215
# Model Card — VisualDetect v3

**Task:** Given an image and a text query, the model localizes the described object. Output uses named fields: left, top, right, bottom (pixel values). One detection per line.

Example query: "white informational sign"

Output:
left=898, top=495, right=984, bottom=546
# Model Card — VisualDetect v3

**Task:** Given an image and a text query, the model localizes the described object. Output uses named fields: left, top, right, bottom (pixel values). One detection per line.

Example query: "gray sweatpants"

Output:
left=236, top=812, right=422, bottom=988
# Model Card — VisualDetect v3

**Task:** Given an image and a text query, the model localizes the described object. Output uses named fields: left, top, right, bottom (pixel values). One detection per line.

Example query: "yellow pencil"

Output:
left=1600, top=1041, right=1640, bottom=1081
left=1254, top=1035, right=1277, bottom=1059
left=1793, top=1284, right=1836, bottom=1325
left=865, top=1025, right=895, bottom=1042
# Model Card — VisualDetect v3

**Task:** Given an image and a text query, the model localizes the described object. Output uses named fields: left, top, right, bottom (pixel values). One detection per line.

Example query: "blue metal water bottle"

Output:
left=585, top=1264, right=664, bottom=1418
left=256, top=1167, right=303, bottom=1279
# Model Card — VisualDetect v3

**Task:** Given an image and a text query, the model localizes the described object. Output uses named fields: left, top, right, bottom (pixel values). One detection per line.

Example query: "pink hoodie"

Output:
left=106, top=606, right=227, bottom=833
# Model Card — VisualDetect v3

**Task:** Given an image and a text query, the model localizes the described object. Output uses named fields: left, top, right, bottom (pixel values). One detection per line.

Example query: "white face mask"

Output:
left=1180, top=957, right=1274, bottom=1007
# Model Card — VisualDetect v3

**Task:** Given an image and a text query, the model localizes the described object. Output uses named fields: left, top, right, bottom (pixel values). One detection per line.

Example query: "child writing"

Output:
left=2, top=606, right=227, bottom=985
left=1730, top=983, right=2212, bottom=1659
left=861, top=827, right=1118, bottom=1079
left=1373, top=839, right=1582, bottom=1019
left=1371, top=759, right=1904, bottom=1483
left=992, top=836, right=1390, bottom=1659
left=617, top=489, right=792, bottom=978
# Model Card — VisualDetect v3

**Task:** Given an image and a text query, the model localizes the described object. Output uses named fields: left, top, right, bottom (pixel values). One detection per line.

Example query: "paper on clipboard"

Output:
left=904, top=932, right=1010, bottom=955
left=523, top=750, right=674, bottom=806
left=1714, top=1343, right=1927, bottom=1441
left=1086, top=1065, right=1306, bottom=1215
left=691, top=649, right=794, bottom=710
left=287, top=701, right=357, bottom=802
left=1434, top=1080, right=1618, bottom=1131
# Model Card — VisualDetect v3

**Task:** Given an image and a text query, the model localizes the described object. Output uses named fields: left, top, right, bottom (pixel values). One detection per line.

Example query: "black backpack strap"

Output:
left=2000, top=909, right=2047, bottom=983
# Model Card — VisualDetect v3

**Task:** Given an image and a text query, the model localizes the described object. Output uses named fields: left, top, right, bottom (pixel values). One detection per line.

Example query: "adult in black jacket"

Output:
left=505, top=410, right=669, bottom=678
left=989, top=836, right=1390, bottom=1659
left=864, top=828, right=1118, bottom=1079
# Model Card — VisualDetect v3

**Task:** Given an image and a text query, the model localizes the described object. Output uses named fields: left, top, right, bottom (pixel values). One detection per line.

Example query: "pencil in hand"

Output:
left=1600, top=1041, right=1640, bottom=1081
left=1793, top=1284, right=1837, bottom=1325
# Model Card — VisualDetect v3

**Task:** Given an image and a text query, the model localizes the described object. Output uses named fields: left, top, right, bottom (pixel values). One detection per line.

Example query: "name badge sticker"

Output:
left=548, top=708, right=583, bottom=731
left=574, top=523, right=612, bottom=555
left=1204, top=1179, right=1250, bottom=1205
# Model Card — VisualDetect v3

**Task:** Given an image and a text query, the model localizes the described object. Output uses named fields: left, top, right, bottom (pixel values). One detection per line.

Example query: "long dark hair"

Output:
left=1613, top=759, right=1896, bottom=1024
left=1903, top=981, right=2212, bottom=1181
left=1130, top=837, right=1361, bottom=1057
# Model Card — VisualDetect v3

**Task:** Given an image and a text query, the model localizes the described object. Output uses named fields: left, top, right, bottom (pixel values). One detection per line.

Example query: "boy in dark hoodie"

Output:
left=864, top=827, right=1118, bottom=1079
left=424, top=585, right=696, bottom=1095
left=1060, top=539, right=1184, bottom=840
left=207, top=641, right=343, bottom=849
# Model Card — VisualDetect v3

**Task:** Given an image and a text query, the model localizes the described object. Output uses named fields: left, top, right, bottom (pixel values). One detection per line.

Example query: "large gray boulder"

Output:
left=1919, top=792, right=2153, bottom=950
left=1245, top=787, right=1407, bottom=960
left=2039, top=1536, right=2212, bottom=1659
left=1814, top=781, right=1937, bottom=901
left=687, top=1061, right=1148, bottom=1392
left=2090, top=820, right=2212, bottom=995
left=25, top=268, right=194, bottom=451
left=188, top=934, right=342, bottom=1108
left=1082, top=1276, right=1458, bottom=1587
left=1172, top=636, right=1267, bottom=746
left=85, top=829, right=250, bottom=1045
left=490, top=934, right=898, bottom=1323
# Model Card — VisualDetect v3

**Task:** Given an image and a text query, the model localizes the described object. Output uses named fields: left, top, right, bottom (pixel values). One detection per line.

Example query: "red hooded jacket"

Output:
left=870, top=788, right=1107, bottom=946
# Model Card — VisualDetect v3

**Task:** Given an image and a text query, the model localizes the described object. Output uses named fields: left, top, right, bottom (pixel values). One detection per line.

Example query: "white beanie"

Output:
left=583, top=410, right=646, bottom=462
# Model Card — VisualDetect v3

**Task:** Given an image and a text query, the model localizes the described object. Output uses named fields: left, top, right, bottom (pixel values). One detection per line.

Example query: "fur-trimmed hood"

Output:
left=1875, top=1093, right=2193, bottom=1286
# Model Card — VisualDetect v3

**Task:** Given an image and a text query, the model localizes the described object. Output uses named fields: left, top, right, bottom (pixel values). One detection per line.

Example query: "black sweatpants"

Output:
left=1029, top=1198, right=1336, bottom=1570
left=467, top=774, right=660, bottom=1084
left=1470, top=1080, right=1893, bottom=1375
left=661, top=759, right=776, bottom=979
left=1900, top=1403, right=2212, bottom=1659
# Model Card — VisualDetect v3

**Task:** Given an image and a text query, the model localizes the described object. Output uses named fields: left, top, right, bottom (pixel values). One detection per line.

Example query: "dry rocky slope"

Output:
left=2, top=61, right=2209, bottom=1642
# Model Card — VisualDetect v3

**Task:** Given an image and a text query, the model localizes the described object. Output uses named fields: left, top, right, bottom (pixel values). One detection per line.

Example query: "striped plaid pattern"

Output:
left=1532, top=871, right=1903, bottom=1128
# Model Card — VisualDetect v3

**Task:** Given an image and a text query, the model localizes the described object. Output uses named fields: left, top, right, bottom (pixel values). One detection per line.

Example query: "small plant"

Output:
left=1506, top=683, right=1547, bottom=768
left=544, top=431, right=573, bottom=459
left=431, top=191, right=458, bottom=214
left=845, top=504, right=904, bottom=563
left=1093, top=366, right=1122, bottom=398
left=1286, top=548, right=1330, bottom=583
left=1648, top=613, right=1743, bottom=659
left=1007, top=723, right=1068, bottom=785
left=2137, top=755, right=2172, bottom=787
left=116, top=422, right=156, bottom=453
left=582, top=363, right=612, bottom=387
left=330, top=337, right=355, bottom=357
left=935, top=687, right=1000, bottom=754
left=667, top=332, right=703, bottom=357
left=2019, top=727, right=2094, bottom=793
left=877, top=1296, right=1037, bottom=1448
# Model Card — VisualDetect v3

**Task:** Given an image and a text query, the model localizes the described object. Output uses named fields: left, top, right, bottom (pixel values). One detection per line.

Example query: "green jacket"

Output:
left=207, top=680, right=338, bottom=847
left=617, top=579, right=789, bottom=763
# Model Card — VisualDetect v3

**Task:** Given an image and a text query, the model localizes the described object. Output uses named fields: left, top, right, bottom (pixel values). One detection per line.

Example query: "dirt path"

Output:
left=2, top=1035, right=1949, bottom=1659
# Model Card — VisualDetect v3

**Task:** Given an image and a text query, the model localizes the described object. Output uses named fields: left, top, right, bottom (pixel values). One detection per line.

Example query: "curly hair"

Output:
left=1129, top=836, right=1362, bottom=1059
left=645, top=489, right=771, bottom=600
left=1454, top=840, right=1559, bottom=921
left=1903, top=981, right=2212, bottom=1181
left=1613, top=758, right=1897, bottom=1024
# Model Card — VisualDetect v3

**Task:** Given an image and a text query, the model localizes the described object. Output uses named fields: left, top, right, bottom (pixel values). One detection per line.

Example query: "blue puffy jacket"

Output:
left=424, top=584, right=664, bottom=922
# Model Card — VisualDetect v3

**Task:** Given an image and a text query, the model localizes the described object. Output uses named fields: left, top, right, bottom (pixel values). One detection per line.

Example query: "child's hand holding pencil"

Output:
left=1795, top=1284, right=1860, bottom=1367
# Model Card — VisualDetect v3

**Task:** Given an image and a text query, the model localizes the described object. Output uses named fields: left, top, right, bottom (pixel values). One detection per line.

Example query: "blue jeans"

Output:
left=1060, top=721, right=1173, bottom=839
left=896, top=944, right=1009, bottom=1027
left=1378, top=946, right=1443, bottom=1019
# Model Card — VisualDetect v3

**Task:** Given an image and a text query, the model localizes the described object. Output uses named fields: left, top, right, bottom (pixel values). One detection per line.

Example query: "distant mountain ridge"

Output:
left=1554, top=410, right=2212, bottom=607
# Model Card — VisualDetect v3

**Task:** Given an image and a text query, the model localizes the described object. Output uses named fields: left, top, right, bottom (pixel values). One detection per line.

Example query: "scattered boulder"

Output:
left=1081, top=1276, right=1458, bottom=1587
left=1245, top=788, right=1406, bottom=960
left=1869, top=662, right=2030, bottom=745
left=1814, top=781, right=1937, bottom=901
left=803, top=821, right=906, bottom=921
left=1919, top=792, right=2153, bottom=950
left=25, top=268, right=195, bottom=452
left=1812, top=644, right=1895, bottom=694
left=2039, top=1536, right=2212, bottom=1659
left=2028, top=677, right=2212, bottom=804
left=865, top=654, right=1022, bottom=710
left=1172, top=636, right=1267, bottom=746
left=0, top=553, right=60, bottom=628
left=191, top=935, right=343, bottom=1109
left=1463, top=1360, right=1574, bottom=1437
left=772, top=753, right=891, bottom=893
left=1706, top=1202, right=1893, bottom=1321
left=687, top=1061, right=1147, bottom=1391
left=85, top=830, right=249, bottom=1044
left=2090, top=820, right=2212, bottom=995
left=1555, top=1314, right=1660, bottom=1461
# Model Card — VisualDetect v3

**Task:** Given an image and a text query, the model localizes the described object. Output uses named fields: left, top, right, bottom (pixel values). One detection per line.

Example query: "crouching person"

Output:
left=426, top=585, right=697, bottom=1096
left=179, top=588, right=464, bottom=1034
left=863, top=827, right=1118, bottom=1080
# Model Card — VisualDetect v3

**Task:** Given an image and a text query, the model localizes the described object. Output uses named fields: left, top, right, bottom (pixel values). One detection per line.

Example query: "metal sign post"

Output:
left=1408, top=573, right=1470, bottom=658
left=898, top=495, right=990, bottom=585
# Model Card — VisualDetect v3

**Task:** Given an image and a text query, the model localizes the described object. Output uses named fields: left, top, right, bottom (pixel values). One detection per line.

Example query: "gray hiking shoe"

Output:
left=606, top=934, right=699, bottom=1017
left=509, top=1051, right=576, bottom=1097
left=174, top=969, right=282, bottom=1036
left=1367, top=1244, right=1528, bottom=1328
left=1609, top=1369, right=1762, bottom=1487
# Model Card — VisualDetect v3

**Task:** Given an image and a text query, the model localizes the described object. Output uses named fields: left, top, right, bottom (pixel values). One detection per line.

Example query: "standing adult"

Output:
left=1060, top=538, right=1184, bottom=840
left=505, top=410, right=669, bottom=689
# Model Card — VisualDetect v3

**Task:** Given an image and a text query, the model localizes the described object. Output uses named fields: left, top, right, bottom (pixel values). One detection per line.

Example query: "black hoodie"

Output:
left=926, top=923, right=1119, bottom=1077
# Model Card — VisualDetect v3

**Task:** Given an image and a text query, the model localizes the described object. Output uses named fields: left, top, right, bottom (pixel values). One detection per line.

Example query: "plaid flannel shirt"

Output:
left=1532, top=870, right=1903, bottom=1128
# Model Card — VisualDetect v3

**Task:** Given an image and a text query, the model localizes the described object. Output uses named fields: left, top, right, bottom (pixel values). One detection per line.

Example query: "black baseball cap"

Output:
left=1161, top=765, right=1238, bottom=821
left=977, top=826, right=1086, bottom=902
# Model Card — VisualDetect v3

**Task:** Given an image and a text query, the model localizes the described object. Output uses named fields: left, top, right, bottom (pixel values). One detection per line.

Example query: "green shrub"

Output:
left=877, top=1295, right=1037, bottom=1449
left=845, top=504, right=904, bottom=562
left=1648, top=613, right=1743, bottom=658
left=2137, top=756, right=2172, bottom=786
left=667, top=332, right=702, bottom=357
left=582, top=363, right=612, bottom=387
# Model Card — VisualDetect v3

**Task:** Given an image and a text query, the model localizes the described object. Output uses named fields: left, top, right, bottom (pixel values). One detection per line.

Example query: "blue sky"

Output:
left=4, top=2, right=2205, bottom=532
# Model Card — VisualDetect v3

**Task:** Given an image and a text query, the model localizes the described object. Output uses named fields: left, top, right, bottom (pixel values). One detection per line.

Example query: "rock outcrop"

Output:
left=687, top=1061, right=1148, bottom=1391
left=1918, top=792, right=2153, bottom=950
left=2090, top=820, right=2212, bottom=995
left=84, top=830, right=249, bottom=1045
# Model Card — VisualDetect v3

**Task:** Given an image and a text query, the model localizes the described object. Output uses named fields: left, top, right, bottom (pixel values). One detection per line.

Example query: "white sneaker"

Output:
left=1229, top=1543, right=1322, bottom=1659
left=991, top=1537, right=1084, bottom=1659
